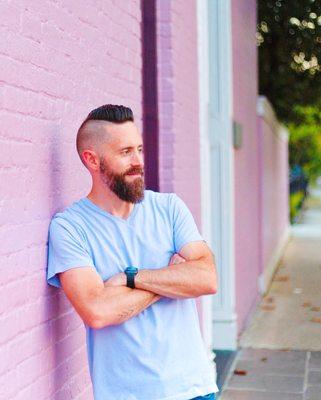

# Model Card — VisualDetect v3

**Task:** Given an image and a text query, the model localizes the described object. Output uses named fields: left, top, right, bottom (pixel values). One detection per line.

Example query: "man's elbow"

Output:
left=87, top=314, right=116, bottom=329
left=82, top=310, right=104, bottom=329
left=83, top=306, right=114, bottom=329
left=87, top=317, right=102, bottom=329
left=87, top=314, right=105, bottom=329
left=205, top=263, right=218, bottom=295
left=87, top=307, right=128, bottom=329
left=204, top=280, right=217, bottom=295
left=207, top=282, right=217, bottom=295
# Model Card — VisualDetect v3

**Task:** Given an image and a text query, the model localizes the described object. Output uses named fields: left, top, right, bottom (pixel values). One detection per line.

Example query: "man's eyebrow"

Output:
left=119, top=145, right=143, bottom=151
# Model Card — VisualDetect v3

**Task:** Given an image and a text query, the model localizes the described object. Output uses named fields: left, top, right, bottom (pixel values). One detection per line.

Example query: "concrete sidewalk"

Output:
left=238, top=235, right=321, bottom=351
left=218, top=183, right=321, bottom=399
left=219, top=348, right=321, bottom=399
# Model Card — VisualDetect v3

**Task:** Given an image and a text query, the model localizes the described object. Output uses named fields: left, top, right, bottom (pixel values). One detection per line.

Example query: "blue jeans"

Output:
left=191, top=393, right=216, bottom=400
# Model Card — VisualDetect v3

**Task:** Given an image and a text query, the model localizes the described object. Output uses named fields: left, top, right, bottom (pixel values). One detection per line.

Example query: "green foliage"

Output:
left=288, top=103, right=321, bottom=181
left=258, top=0, right=321, bottom=123
left=290, top=191, right=305, bottom=222
left=258, top=1, right=321, bottom=182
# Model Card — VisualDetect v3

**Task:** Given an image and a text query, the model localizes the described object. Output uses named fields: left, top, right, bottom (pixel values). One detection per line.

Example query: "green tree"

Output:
left=258, top=0, right=321, bottom=123
left=288, top=103, right=321, bottom=182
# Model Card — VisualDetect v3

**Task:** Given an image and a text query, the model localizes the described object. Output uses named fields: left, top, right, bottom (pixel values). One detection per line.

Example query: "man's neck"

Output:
left=87, top=188, right=134, bottom=219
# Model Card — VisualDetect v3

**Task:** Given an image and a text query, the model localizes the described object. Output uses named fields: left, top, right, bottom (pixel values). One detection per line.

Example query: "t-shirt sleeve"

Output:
left=170, top=193, right=205, bottom=254
left=47, top=217, right=95, bottom=288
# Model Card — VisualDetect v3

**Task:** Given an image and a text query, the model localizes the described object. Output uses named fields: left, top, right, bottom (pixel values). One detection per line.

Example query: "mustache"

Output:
left=125, top=168, right=144, bottom=176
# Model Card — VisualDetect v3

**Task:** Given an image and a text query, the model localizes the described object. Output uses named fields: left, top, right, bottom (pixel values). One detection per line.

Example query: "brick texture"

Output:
left=157, top=0, right=201, bottom=227
left=0, top=1, right=142, bottom=398
left=232, top=0, right=260, bottom=334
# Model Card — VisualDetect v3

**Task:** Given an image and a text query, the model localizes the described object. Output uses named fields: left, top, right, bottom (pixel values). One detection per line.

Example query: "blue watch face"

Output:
left=125, top=267, right=138, bottom=274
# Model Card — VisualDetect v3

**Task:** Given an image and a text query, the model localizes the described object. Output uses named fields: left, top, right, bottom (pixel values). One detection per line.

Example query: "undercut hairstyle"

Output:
left=76, top=104, right=134, bottom=167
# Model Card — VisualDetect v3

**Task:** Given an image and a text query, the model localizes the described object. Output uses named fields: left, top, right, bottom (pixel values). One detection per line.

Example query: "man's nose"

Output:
left=131, top=150, right=144, bottom=166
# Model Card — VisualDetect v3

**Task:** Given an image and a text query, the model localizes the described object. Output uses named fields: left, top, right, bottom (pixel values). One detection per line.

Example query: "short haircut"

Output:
left=76, top=104, right=134, bottom=167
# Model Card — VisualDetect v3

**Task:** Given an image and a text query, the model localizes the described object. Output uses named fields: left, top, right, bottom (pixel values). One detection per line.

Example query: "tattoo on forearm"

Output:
left=117, top=308, right=135, bottom=320
left=117, top=296, right=156, bottom=321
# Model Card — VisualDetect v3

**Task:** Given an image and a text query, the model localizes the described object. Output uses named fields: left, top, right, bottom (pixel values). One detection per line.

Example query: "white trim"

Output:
left=211, top=0, right=237, bottom=350
left=205, top=0, right=237, bottom=350
left=258, top=226, right=291, bottom=294
left=257, top=96, right=289, bottom=142
left=209, top=314, right=238, bottom=350
left=197, top=0, right=213, bottom=352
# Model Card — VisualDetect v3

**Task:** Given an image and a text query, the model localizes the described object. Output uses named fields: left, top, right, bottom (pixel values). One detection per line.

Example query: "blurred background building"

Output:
left=0, top=0, right=291, bottom=398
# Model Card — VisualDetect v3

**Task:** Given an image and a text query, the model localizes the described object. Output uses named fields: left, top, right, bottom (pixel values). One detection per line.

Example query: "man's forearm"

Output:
left=135, top=259, right=216, bottom=299
left=92, top=284, right=161, bottom=329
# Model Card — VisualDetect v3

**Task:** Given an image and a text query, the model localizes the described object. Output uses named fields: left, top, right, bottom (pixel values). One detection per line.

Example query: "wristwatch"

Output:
left=124, top=267, right=138, bottom=289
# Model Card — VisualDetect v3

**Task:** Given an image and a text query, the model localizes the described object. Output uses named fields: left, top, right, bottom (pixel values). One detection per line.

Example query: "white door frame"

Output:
left=197, top=0, right=237, bottom=350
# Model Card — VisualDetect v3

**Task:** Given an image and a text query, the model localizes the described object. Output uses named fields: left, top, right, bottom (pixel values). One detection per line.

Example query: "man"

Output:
left=47, top=104, right=219, bottom=400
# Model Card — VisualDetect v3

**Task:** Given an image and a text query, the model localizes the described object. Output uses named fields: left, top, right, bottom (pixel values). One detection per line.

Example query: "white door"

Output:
left=198, top=0, right=237, bottom=351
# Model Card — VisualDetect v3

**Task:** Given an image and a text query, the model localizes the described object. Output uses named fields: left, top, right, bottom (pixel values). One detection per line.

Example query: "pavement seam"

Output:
left=302, top=351, right=311, bottom=399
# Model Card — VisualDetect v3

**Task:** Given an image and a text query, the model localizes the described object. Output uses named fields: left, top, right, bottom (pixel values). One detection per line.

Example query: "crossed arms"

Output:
left=59, top=240, right=218, bottom=329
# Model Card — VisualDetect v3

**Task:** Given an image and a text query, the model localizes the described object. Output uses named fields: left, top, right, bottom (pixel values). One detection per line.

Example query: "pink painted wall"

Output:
left=156, top=0, right=203, bottom=320
left=232, top=0, right=261, bottom=335
left=157, top=0, right=201, bottom=226
left=258, top=103, right=289, bottom=273
left=0, top=1, right=142, bottom=399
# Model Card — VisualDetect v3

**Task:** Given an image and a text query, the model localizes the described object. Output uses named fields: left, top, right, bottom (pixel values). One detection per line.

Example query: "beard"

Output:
left=99, top=158, right=145, bottom=203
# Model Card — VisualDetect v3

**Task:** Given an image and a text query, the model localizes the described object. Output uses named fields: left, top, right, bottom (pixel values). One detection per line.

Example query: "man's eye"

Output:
left=122, top=149, right=130, bottom=155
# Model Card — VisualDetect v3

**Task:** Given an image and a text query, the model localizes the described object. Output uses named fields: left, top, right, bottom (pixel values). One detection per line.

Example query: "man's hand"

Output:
left=135, top=241, right=218, bottom=299
left=104, top=253, right=186, bottom=287
left=103, top=241, right=217, bottom=300
left=169, top=253, right=186, bottom=265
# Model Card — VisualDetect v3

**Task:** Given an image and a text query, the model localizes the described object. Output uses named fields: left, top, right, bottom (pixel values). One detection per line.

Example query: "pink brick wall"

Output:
left=0, top=1, right=142, bottom=398
left=232, top=0, right=261, bottom=335
left=258, top=103, right=289, bottom=275
left=157, top=0, right=201, bottom=227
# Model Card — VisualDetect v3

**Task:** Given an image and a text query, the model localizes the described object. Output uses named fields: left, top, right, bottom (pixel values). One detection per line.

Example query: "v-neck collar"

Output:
left=81, top=197, right=140, bottom=223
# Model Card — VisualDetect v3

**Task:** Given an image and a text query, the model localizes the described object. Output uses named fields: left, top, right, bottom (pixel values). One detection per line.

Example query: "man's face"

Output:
left=98, top=121, right=145, bottom=203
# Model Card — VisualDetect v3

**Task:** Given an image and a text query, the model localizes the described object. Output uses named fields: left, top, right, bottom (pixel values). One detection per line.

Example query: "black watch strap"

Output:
left=125, top=267, right=138, bottom=289
left=126, top=273, right=136, bottom=289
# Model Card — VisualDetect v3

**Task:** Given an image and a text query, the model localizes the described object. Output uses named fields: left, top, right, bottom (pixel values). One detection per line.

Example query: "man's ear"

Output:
left=82, top=149, right=100, bottom=171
